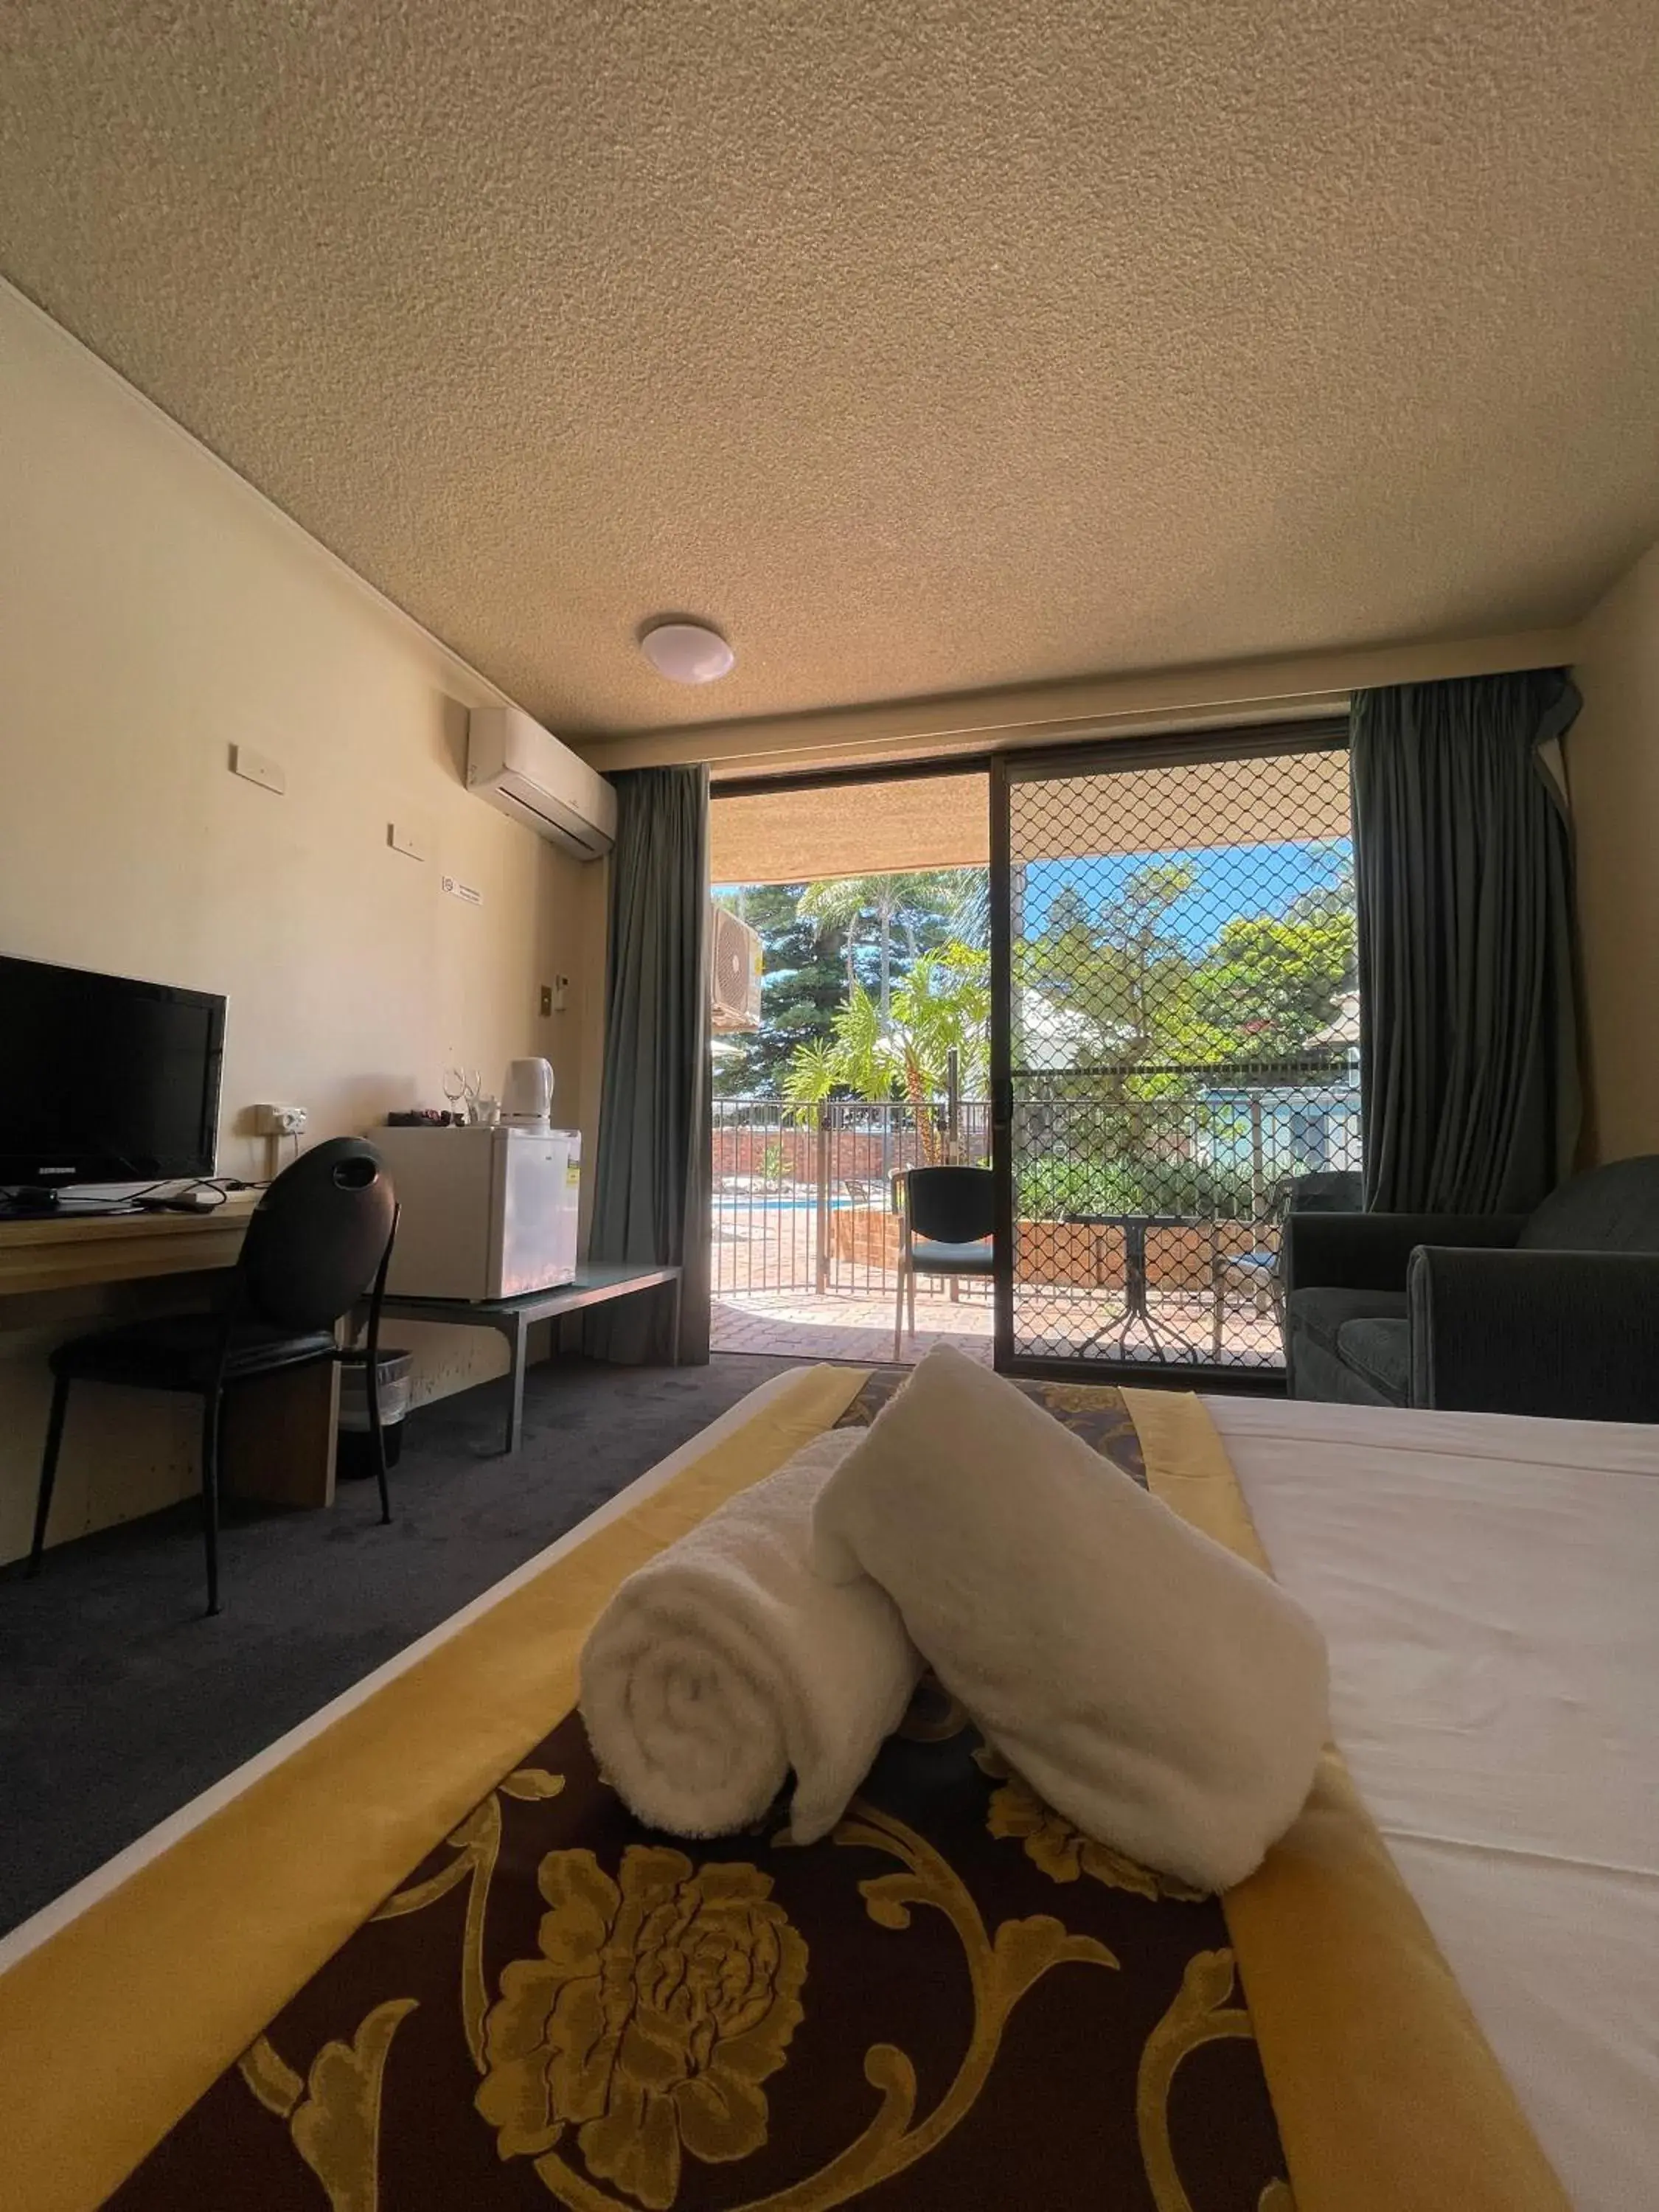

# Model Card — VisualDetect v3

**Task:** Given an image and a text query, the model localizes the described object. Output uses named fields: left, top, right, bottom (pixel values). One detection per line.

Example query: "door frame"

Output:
left=989, top=717, right=1352, bottom=1382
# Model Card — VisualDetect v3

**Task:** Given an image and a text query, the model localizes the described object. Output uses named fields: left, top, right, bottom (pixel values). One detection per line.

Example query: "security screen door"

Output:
left=989, top=726, right=1359, bottom=1379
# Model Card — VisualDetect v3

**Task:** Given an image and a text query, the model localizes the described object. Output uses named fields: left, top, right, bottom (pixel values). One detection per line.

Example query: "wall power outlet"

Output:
left=254, top=1103, right=307, bottom=1135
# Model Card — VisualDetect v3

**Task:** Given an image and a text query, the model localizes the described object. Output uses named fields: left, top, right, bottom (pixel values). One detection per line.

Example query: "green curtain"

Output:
left=1352, top=670, right=1580, bottom=1214
left=584, top=765, right=712, bottom=1363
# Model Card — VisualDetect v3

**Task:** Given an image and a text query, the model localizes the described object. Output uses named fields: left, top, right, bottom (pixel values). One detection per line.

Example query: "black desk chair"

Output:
left=27, top=1138, right=399, bottom=1615
left=894, top=1166, right=995, bottom=1360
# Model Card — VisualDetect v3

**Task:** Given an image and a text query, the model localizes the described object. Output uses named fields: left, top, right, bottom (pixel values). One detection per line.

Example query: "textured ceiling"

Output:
left=710, top=745, right=1352, bottom=883
left=712, top=775, right=991, bottom=884
left=2, top=1, right=1657, bottom=739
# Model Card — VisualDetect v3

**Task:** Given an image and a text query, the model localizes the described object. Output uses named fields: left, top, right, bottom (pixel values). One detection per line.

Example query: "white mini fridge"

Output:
left=376, top=1125, right=581, bottom=1301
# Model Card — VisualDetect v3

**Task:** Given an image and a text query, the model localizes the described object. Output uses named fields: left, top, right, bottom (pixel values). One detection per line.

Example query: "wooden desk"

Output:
left=0, top=1194, right=262, bottom=1298
left=0, top=1197, right=338, bottom=1513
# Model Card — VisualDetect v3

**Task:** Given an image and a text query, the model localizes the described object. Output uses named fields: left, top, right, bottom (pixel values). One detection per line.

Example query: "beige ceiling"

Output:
left=712, top=775, right=991, bottom=884
left=2, top=2, right=1656, bottom=741
left=711, top=745, right=1349, bottom=882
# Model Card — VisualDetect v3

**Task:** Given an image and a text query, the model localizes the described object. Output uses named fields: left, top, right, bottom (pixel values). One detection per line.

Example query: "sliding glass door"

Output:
left=990, top=726, right=1358, bottom=1380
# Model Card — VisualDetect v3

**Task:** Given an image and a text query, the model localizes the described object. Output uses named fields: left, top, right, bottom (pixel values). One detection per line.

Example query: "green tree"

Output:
left=1009, top=852, right=1358, bottom=1219
left=1018, top=861, right=1206, bottom=1070
left=781, top=944, right=990, bottom=1160
left=1019, top=858, right=1356, bottom=1072
left=1191, top=902, right=1354, bottom=1060
left=796, top=872, right=970, bottom=1019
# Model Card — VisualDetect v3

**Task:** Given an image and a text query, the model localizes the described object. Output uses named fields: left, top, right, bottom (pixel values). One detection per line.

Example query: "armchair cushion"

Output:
left=1517, top=1154, right=1659, bottom=1252
left=1335, top=1315, right=1411, bottom=1403
left=1284, top=1287, right=1408, bottom=1406
left=1288, top=1286, right=1408, bottom=1357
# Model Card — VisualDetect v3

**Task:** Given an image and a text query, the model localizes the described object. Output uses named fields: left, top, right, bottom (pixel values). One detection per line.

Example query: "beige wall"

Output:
left=0, top=289, right=601, bottom=1560
left=1568, top=542, right=1659, bottom=1165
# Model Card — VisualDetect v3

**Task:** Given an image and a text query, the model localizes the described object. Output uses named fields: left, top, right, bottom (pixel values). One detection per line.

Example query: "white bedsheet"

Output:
left=1207, top=1395, right=1659, bottom=2212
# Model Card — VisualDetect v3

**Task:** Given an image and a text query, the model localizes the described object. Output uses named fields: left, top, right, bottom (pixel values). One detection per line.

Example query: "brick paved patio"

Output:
left=712, top=1287, right=995, bottom=1364
left=711, top=1279, right=1281, bottom=1368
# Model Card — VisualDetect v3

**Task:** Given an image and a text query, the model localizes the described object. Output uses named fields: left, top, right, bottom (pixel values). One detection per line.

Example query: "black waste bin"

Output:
left=337, top=1347, right=414, bottom=1477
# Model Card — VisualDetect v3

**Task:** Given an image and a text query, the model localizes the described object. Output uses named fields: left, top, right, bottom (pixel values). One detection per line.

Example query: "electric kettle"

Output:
left=501, top=1057, right=554, bottom=1130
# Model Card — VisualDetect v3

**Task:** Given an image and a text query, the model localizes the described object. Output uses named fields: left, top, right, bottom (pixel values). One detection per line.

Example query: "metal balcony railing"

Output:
left=714, top=1062, right=1361, bottom=1368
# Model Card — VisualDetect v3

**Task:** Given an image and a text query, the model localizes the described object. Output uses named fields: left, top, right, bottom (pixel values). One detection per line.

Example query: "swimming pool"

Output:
left=715, top=1192, right=854, bottom=1211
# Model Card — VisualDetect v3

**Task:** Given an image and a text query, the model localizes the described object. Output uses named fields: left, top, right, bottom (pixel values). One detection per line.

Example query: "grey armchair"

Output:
left=1282, top=1154, right=1659, bottom=1421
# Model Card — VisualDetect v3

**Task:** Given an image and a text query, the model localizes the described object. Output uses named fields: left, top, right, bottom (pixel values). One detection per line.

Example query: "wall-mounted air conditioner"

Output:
left=710, top=905, right=763, bottom=1032
left=467, top=706, right=617, bottom=860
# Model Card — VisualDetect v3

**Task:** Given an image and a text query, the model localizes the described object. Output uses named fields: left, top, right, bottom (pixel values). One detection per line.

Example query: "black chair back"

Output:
left=1519, top=1153, right=1659, bottom=1252
left=1286, top=1170, right=1364, bottom=1214
left=237, top=1138, right=397, bottom=1332
left=905, top=1166, right=995, bottom=1245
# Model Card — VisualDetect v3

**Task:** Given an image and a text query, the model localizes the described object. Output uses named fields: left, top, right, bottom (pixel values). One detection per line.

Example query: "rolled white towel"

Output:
left=579, top=1429, right=922, bottom=1845
left=811, top=1345, right=1329, bottom=1891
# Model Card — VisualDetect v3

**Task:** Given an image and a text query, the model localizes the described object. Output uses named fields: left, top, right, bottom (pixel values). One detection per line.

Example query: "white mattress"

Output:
left=1207, top=1394, right=1659, bottom=2212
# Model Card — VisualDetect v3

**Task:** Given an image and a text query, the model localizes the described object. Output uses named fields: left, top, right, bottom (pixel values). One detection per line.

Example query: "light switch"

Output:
left=229, top=743, right=285, bottom=796
left=389, top=822, right=430, bottom=862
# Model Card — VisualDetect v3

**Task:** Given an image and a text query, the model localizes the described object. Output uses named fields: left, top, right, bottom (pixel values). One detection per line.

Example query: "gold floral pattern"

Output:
left=132, top=1376, right=1293, bottom=2212
left=975, top=1749, right=1205, bottom=1902
left=476, top=1845, right=807, bottom=2211
left=236, top=2000, right=419, bottom=2212
left=1137, top=1950, right=1289, bottom=2212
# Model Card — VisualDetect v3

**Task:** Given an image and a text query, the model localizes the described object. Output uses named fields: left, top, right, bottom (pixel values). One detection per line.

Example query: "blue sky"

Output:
left=1023, top=839, right=1352, bottom=953
left=716, top=838, right=1353, bottom=961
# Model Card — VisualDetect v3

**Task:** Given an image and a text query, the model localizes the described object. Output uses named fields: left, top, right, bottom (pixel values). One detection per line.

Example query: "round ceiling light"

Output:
left=640, top=620, right=735, bottom=684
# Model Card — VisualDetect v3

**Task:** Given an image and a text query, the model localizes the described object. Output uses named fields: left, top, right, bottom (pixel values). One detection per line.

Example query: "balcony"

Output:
left=712, top=1071, right=1360, bottom=1368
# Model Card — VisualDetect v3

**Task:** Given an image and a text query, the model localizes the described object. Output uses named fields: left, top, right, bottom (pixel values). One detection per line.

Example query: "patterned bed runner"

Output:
left=111, top=1376, right=1289, bottom=2211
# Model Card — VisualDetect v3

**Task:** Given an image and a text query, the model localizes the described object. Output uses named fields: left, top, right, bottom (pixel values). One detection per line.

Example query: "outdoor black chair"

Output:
left=1282, top=1153, right=1659, bottom=1419
left=894, top=1166, right=995, bottom=1360
left=1211, top=1169, right=1366, bottom=1354
left=27, top=1137, right=399, bottom=1614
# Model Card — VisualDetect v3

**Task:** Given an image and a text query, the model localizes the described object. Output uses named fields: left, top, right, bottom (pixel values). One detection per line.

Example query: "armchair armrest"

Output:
left=1408, top=1247, right=1659, bottom=1419
left=1282, top=1211, right=1526, bottom=1296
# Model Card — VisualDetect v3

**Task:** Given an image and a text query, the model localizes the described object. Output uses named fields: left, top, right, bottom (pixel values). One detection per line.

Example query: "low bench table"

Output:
left=381, top=1262, right=683, bottom=1455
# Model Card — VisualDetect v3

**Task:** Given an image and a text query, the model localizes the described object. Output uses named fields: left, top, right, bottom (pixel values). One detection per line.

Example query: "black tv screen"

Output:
left=0, top=954, right=226, bottom=1189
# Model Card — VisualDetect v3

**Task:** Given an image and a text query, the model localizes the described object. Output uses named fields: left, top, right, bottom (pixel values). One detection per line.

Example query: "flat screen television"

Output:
left=0, top=953, right=226, bottom=1194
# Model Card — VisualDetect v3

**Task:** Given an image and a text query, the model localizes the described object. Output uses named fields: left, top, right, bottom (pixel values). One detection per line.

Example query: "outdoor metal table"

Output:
left=1065, top=1213, right=1205, bottom=1363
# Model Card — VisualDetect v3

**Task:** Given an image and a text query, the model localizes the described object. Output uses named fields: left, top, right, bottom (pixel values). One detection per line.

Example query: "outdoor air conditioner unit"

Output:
left=710, top=905, right=763, bottom=1032
left=467, top=706, right=617, bottom=860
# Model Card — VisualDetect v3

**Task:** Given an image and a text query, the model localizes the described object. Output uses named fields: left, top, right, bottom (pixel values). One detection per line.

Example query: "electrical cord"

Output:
left=1, top=1164, right=275, bottom=1220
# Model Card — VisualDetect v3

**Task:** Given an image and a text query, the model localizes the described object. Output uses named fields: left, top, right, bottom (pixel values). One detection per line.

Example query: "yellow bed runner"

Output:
left=0, top=1368, right=1568, bottom=2211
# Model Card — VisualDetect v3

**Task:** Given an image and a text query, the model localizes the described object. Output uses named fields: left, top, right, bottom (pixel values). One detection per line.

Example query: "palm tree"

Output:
left=782, top=947, right=990, bottom=1162
left=796, top=872, right=967, bottom=1024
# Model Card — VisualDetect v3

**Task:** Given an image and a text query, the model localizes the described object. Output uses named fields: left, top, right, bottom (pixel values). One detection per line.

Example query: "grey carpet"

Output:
left=0, top=1352, right=795, bottom=1935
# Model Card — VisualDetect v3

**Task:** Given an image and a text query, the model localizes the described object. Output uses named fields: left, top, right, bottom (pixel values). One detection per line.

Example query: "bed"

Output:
left=0, top=1366, right=1652, bottom=2211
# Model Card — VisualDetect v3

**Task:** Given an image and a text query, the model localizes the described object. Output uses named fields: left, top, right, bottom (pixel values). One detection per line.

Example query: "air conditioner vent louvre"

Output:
left=710, top=905, right=762, bottom=1032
